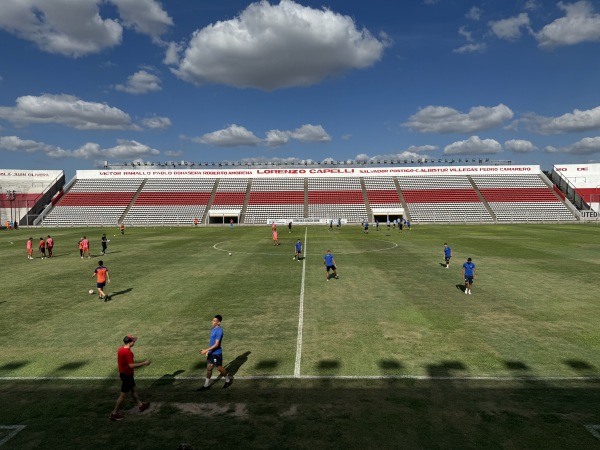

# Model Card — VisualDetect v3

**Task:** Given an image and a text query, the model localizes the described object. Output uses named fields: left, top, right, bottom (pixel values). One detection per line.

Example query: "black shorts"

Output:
left=120, top=373, right=135, bottom=392
left=326, top=265, right=336, bottom=272
left=97, top=282, right=106, bottom=288
left=207, top=353, right=223, bottom=367
left=465, top=276, right=474, bottom=284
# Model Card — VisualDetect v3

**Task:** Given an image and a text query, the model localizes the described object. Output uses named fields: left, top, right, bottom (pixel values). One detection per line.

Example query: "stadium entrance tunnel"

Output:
left=373, top=214, right=403, bottom=223
left=207, top=209, right=240, bottom=225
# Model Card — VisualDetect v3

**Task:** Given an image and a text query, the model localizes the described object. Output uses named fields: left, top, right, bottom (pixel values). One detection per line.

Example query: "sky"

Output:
left=2, top=0, right=600, bottom=179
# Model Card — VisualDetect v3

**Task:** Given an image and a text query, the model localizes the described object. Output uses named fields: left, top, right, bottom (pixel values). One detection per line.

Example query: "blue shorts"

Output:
left=97, top=282, right=106, bottom=288
left=207, top=353, right=223, bottom=367
left=465, top=276, right=474, bottom=284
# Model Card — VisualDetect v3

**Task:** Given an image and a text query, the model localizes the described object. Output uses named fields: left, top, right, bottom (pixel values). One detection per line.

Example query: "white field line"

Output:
left=0, top=425, right=26, bottom=447
left=294, top=227, right=308, bottom=378
left=2, top=375, right=600, bottom=381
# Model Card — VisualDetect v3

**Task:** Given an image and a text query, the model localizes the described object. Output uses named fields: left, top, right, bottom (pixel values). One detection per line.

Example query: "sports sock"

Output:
left=204, top=378, right=210, bottom=387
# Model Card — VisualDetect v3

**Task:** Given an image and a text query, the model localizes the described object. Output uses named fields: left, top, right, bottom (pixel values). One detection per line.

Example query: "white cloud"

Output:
left=171, top=0, right=386, bottom=90
left=443, top=136, right=502, bottom=155
left=524, top=1, right=539, bottom=11
left=403, top=104, right=514, bottom=133
left=110, top=0, right=173, bottom=40
left=0, top=0, right=122, bottom=57
left=164, top=41, right=183, bottom=65
left=0, top=0, right=171, bottom=57
left=489, top=13, right=530, bottom=41
left=466, top=7, right=482, bottom=21
left=458, top=26, right=474, bottom=42
left=453, top=42, right=486, bottom=54
left=164, top=150, right=183, bottom=157
left=504, top=139, right=538, bottom=153
left=0, top=136, right=159, bottom=159
left=194, top=124, right=262, bottom=147
left=0, top=135, right=63, bottom=155
left=289, top=124, right=331, bottom=142
left=454, top=25, right=486, bottom=53
left=0, top=94, right=139, bottom=130
left=141, top=116, right=171, bottom=129
left=115, top=70, right=162, bottom=94
left=520, top=105, right=600, bottom=134
left=192, top=123, right=331, bottom=147
left=265, top=130, right=290, bottom=147
left=536, top=1, right=600, bottom=48
left=545, top=136, right=600, bottom=155
left=406, top=145, right=439, bottom=153
left=356, top=149, right=436, bottom=162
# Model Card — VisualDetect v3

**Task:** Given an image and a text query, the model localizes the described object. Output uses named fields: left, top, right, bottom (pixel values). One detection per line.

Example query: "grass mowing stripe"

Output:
left=2, top=375, right=600, bottom=381
left=294, top=226, right=308, bottom=378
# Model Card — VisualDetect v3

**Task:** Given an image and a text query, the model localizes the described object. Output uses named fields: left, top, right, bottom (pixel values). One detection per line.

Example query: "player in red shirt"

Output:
left=109, top=334, right=151, bottom=421
left=38, top=237, right=47, bottom=259
left=92, top=260, right=111, bottom=301
left=46, top=235, right=54, bottom=258
left=26, top=237, right=33, bottom=259
left=82, top=236, right=90, bottom=259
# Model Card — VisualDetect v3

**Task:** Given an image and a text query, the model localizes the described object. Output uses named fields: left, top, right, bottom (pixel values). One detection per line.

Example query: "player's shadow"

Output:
left=0, top=361, right=29, bottom=371
left=456, top=284, right=466, bottom=292
left=224, top=351, right=251, bottom=376
left=439, top=262, right=448, bottom=268
left=151, top=369, right=186, bottom=388
left=107, top=288, right=133, bottom=300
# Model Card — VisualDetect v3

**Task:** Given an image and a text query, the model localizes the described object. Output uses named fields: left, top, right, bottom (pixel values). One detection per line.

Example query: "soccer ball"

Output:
left=228, top=252, right=232, bottom=256
left=88, top=289, right=94, bottom=295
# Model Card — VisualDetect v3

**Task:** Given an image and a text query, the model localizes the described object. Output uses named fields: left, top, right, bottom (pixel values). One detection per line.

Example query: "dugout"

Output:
left=371, top=207, right=404, bottom=224
left=207, top=209, right=240, bottom=225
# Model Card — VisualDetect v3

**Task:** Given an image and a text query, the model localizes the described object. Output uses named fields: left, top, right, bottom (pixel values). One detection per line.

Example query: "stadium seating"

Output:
left=471, top=174, right=575, bottom=222
left=124, top=178, right=215, bottom=226
left=398, top=176, right=494, bottom=222
left=35, top=166, right=583, bottom=226
left=245, top=178, right=305, bottom=224
left=42, top=179, right=142, bottom=226
left=307, top=177, right=367, bottom=223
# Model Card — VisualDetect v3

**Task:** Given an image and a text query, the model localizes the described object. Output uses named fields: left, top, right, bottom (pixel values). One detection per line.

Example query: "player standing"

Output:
left=101, top=233, right=108, bottom=255
left=295, top=239, right=302, bottom=261
left=199, top=315, right=232, bottom=390
left=443, top=243, right=452, bottom=268
left=109, top=334, right=151, bottom=421
left=38, top=237, right=46, bottom=259
left=26, top=237, right=33, bottom=259
left=324, top=249, right=339, bottom=281
left=462, top=257, right=477, bottom=295
left=46, top=235, right=54, bottom=258
left=273, top=229, right=279, bottom=246
left=82, top=236, right=91, bottom=258
left=93, top=260, right=110, bottom=301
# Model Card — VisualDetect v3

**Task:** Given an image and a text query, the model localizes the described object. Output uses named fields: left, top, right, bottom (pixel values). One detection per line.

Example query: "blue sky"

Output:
left=2, top=0, right=600, bottom=179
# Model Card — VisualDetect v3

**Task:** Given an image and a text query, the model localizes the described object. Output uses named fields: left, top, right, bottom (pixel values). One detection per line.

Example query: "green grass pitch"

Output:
left=1, top=223, right=599, bottom=449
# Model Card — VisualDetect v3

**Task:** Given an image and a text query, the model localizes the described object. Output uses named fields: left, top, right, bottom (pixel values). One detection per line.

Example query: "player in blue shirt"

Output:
left=443, top=243, right=452, bottom=269
left=462, top=258, right=476, bottom=295
left=295, top=239, right=302, bottom=261
left=363, top=221, right=369, bottom=234
left=199, top=315, right=232, bottom=390
left=324, top=250, right=338, bottom=281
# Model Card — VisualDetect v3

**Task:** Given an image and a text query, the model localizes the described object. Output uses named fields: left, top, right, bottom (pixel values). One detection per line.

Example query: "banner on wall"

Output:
left=77, top=165, right=541, bottom=179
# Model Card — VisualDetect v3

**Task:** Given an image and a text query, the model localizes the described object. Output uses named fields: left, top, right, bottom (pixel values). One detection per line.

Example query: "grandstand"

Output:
left=0, top=169, right=65, bottom=227
left=551, top=163, right=600, bottom=218
left=11, top=163, right=583, bottom=227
